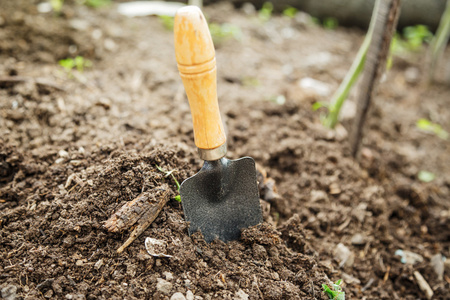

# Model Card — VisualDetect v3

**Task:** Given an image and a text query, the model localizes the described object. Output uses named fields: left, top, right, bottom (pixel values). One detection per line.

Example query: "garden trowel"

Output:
left=174, top=6, right=262, bottom=243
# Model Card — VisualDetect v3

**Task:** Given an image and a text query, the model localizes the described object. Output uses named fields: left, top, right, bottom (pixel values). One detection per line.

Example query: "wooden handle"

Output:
left=174, top=6, right=226, bottom=150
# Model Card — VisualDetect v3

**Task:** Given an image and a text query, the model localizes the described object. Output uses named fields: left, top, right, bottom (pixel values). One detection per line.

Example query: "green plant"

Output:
left=323, top=17, right=339, bottom=30
left=156, top=165, right=181, bottom=202
left=77, top=0, right=111, bottom=8
left=418, top=170, right=436, bottom=183
left=209, top=23, right=242, bottom=45
left=259, top=2, right=273, bottom=22
left=59, top=56, right=92, bottom=73
left=282, top=6, right=297, bottom=19
left=416, top=118, right=449, bottom=140
left=159, top=15, right=174, bottom=30
left=313, top=0, right=380, bottom=128
left=50, top=0, right=64, bottom=13
left=322, top=279, right=345, bottom=300
left=391, top=25, right=433, bottom=54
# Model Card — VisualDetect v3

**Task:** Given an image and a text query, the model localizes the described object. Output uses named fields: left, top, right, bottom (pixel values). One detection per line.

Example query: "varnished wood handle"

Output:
left=174, top=6, right=226, bottom=151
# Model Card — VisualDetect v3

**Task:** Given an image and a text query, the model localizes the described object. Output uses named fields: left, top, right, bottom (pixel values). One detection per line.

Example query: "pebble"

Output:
left=58, top=150, right=69, bottom=158
left=310, top=190, right=328, bottom=202
left=395, top=250, right=423, bottom=265
left=156, top=278, right=173, bottom=295
left=170, top=292, right=186, bottom=300
left=1, top=285, right=17, bottom=300
left=298, top=77, right=331, bottom=96
left=234, top=289, right=249, bottom=300
left=164, top=271, right=174, bottom=281
left=186, top=290, right=194, bottom=300
left=334, top=243, right=355, bottom=267
left=430, top=254, right=444, bottom=281
left=94, top=259, right=103, bottom=270
left=351, top=233, right=366, bottom=245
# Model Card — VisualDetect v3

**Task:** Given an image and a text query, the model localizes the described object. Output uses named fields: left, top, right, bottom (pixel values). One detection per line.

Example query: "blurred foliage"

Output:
left=159, top=15, right=174, bottom=30
left=258, top=2, right=273, bottom=22
left=391, top=25, right=433, bottom=54
left=416, top=118, right=449, bottom=140
left=209, top=23, right=242, bottom=44
left=323, top=17, right=339, bottom=30
left=282, top=6, right=298, bottom=19
left=59, top=56, right=92, bottom=73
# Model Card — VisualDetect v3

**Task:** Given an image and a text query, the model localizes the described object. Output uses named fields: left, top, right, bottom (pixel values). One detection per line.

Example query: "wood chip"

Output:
left=413, top=271, right=433, bottom=300
left=103, top=184, right=172, bottom=253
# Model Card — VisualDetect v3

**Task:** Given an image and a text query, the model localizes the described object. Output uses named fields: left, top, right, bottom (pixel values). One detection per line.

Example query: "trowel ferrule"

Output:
left=198, top=142, right=227, bottom=161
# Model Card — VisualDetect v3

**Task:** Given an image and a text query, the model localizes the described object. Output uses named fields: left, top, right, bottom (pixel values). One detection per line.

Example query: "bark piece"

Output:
left=103, top=184, right=172, bottom=253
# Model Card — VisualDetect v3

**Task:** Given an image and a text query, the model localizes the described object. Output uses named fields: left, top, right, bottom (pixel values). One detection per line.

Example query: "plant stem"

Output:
left=350, top=0, right=401, bottom=158
left=428, top=0, right=450, bottom=83
left=324, top=0, right=380, bottom=129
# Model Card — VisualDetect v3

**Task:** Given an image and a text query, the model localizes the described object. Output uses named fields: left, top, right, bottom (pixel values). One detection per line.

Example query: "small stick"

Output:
left=0, top=76, right=66, bottom=91
left=103, top=184, right=172, bottom=253
left=349, top=0, right=401, bottom=158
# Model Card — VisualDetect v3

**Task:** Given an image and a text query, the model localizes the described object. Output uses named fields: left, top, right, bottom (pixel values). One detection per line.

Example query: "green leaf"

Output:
left=259, top=2, right=273, bottom=22
left=418, top=170, right=435, bottom=183
left=283, top=7, right=297, bottom=18
left=416, top=118, right=449, bottom=140
left=323, top=17, right=338, bottom=30
left=312, top=102, right=328, bottom=111
left=174, top=195, right=181, bottom=202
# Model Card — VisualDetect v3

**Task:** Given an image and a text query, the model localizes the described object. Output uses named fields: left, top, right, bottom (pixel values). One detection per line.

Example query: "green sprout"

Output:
left=418, top=170, right=436, bottom=183
left=259, top=2, right=273, bottom=22
left=76, top=0, right=111, bottom=8
left=156, top=165, right=181, bottom=202
left=159, top=15, right=174, bottom=31
left=323, top=17, right=339, bottom=30
left=322, top=279, right=345, bottom=300
left=391, top=25, right=433, bottom=55
left=50, top=0, right=64, bottom=13
left=59, top=56, right=92, bottom=73
left=314, top=0, right=382, bottom=129
left=416, top=118, right=449, bottom=140
left=282, top=6, right=297, bottom=19
left=209, top=23, right=242, bottom=45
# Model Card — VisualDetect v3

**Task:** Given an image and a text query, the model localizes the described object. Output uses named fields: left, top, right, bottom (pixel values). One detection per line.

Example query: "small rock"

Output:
left=170, top=292, right=186, bottom=300
left=340, top=100, right=356, bottom=120
left=164, top=271, right=174, bottom=281
left=329, top=183, right=341, bottom=195
left=310, top=190, right=328, bottom=202
left=299, top=77, right=331, bottom=96
left=430, top=254, right=444, bottom=281
left=334, top=243, right=355, bottom=268
left=156, top=278, right=173, bottom=295
left=58, top=150, right=69, bottom=158
left=341, top=272, right=361, bottom=284
left=186, top=290, right=194, bottom=300
left=75, top=260, right=84, bottom=266
left=234, top=289, right=249, bottom=300
left=414, top=271, right=433, bottom=299
left=351, top=233, right=366, bottom=245
left=404, top=67, right=420, bottom=84
left=1, top=285, right=17, bottom=300
left=94, top=259, right=103, bottom=270
left=44, top=289, right=54, bottom=298
left=395, top=250, right=423, bottom=265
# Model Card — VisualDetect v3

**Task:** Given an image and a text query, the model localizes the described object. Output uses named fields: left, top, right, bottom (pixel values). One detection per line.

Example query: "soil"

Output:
left=1, top=1, right=449, bottom=299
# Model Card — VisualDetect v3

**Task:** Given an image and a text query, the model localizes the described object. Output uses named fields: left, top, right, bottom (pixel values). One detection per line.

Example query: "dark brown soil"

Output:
left=1, top=1, right=449, bottom=299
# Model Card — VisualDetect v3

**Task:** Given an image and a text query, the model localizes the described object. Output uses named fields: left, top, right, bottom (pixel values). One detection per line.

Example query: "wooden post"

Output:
left=349, top=0, right=401, bottom=158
